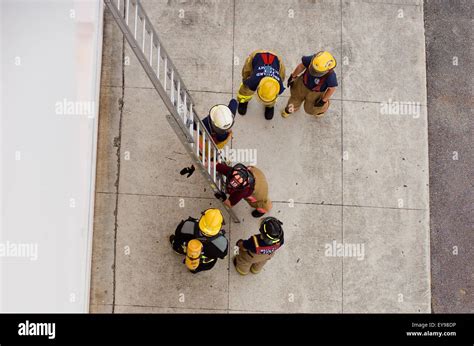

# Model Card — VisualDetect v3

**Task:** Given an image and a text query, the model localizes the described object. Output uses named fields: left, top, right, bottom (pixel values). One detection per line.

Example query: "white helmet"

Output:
left=209, top=105, right=234, bottom=134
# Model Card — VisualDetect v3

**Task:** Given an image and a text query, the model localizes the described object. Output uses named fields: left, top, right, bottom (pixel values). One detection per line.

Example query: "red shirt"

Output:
left=216, top=163, right=253, bottom=206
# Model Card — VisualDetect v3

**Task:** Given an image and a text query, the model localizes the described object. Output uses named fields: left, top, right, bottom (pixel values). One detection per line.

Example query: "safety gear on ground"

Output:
left=227, top=163, right=255, bottom=191
left=185, top=239, right=203, bottom=270
left=180, top=165, right=195, bottom=178
left=309, top=51, right=337, bottom=77
left=198, top=209, right=224, bottom=237
left=169, top=235, right=184, bottom=255
left=252, top=209, right=265, bottom=218
left=214, top=190, right=227, bottom=202
left=259, top=217, right=284, bottom=244
left=287, top=75, right=295, bottom=88
left=264, top=106, right=274, bottom=120
left=209, top=104, right=234, bottom=135
left=172, top=217, right=228, bottom=273
left=257, top=77, right=280, bottom=104
left=237, top=101, right=248, bottom=115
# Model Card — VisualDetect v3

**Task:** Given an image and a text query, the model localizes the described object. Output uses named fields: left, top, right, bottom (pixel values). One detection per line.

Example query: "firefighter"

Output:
left=169, top=208, right=228, bottom=273
left=214, top=162, right=272, bottom=218
left=233, top=217, right=284, bottom=275
left=281, top=51, right=338, bottom=118
left=199, top=99, right=237, bottom=150
left=237, top=50, right=286, bottom=120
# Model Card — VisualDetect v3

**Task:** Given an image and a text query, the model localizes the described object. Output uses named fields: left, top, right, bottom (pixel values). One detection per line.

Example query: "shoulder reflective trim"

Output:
left=252, top=235, right=259, bottom=249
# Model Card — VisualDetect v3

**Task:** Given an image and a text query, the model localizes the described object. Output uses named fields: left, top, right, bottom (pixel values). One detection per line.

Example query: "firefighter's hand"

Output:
left=214, top=190, right=227, bottom=201
left=287, top=75, right=295, bottom=88
left=315, top=98, right=327, bottom=108
left=235, top=239, right=243, bottom=247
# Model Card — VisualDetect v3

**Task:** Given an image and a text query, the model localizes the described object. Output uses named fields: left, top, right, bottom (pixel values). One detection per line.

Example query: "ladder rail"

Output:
left=133, top=0, right=219, bottom=153
left=104, top=0, right=239, bottom=223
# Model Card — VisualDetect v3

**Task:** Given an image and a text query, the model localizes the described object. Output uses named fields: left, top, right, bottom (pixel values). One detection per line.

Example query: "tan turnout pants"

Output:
left=246, top=166, right=272, bottom=213
left=235, top=249, right=275, bottom=275
left=286, top=76, right=330, bottom=117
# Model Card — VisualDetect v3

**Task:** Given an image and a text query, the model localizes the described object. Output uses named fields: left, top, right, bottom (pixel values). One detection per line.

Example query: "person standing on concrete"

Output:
left=169, top=208, right=228, bottom=273
left=215, top=162, right=272, bottom=218
left=237, top=50, right=286, bottom=120
left=233, top=217, right=284, bottom=275
left=281, top=51, right=338, bottom=118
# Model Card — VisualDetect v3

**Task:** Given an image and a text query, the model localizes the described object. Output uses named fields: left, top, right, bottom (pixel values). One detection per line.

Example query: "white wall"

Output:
left=0, top=0, right=103, bottom=312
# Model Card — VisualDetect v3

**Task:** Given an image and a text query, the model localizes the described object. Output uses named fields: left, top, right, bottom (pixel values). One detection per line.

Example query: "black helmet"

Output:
left=259, top=217, right=283, bottom=244
left=227, top=163, right=255, bottom=191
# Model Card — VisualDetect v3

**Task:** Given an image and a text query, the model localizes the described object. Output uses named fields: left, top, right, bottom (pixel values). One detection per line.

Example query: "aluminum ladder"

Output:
left=104, top=0, right=240, bottom=223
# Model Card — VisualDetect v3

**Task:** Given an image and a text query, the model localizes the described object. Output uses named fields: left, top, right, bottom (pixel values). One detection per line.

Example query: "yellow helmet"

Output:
left=257, top=77, right=280, bottom=104
left=310, top=51, right=337, bottom=77
left=198, top=208, right=223, bottom=237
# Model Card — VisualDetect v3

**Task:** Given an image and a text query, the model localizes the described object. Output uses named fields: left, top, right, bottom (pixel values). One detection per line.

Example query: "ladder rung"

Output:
left=170, top=69, right=175, bottom=103
left=196, top=122, right=200, bottom=157
left=188, top=103, right=193, bottom=137
left=213, top=149, right=217, bottom=183
left=177, top=80, right=181, bottom=115
left=156, top=45, right=160, bottom=80
left=201, top=131, right=206, bottom=164
left=133, top=3, right=138, bottom=39
left=163, top=58, right=167, bottom=90
left=182, top=92, right=187, bottom=118
left=125, top=0, right=129, bottom=24
left=207, top=139, right=211, bottom=174
left=142, top=19, right=146, bottom=52
left=149, top=33, right=153, bottom=65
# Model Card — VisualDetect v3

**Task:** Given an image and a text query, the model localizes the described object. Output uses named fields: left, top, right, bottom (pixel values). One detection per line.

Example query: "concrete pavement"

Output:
left=90, top=0, right=430, bottom=313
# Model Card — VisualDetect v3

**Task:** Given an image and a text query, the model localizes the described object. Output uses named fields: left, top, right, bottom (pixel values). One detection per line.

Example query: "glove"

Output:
left=235, top=239, right=243, bottom=247
left=314, top=98, right=327, bottom=108
left=214, top=190, right=227, bottom=202
left=180, top=165, right=195, bottom=178
left=287, top=75, right=295, bottom=88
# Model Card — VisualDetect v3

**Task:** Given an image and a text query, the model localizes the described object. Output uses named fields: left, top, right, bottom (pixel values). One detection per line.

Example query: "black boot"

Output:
left=264, top=106, right=274, bottom=120
left=251, top=209, right=265, bottom=218
left=238, top=102, right=248, bottom=115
